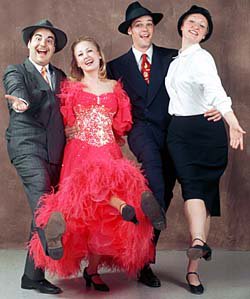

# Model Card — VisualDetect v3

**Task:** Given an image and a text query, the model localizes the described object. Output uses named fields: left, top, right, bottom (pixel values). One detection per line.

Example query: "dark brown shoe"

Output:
left=44, top=212, right=66, bottom=260
left=141, top=191, right=166, bottom=230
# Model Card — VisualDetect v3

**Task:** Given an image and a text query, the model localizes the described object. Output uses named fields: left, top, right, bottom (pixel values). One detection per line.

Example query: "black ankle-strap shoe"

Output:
left=83, top=268, right=110, bottom=292
left=120, top=203, right=138, bottom=224
left=186, top=272, right=204, bottom=295
left=186, top=238, right=212, bottom=261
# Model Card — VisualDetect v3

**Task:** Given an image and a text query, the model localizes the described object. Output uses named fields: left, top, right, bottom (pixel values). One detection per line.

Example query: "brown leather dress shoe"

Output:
left=21, top=274, right=62, bottom=294
left=141, top=191, right=166, bottom=231
left=44, top=212, right=66, bottom=260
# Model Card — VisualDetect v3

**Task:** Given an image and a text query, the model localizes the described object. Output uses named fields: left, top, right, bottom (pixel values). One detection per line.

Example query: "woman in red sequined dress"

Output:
left=29, top=36, right=165, bottom=291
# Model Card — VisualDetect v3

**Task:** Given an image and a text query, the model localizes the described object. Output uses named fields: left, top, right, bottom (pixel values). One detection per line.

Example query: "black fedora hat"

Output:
left=22, top=19, right=67, bottom=52
left=118, top=1, right=163, bottom=35
left=177, top=5, right=213, bottom=42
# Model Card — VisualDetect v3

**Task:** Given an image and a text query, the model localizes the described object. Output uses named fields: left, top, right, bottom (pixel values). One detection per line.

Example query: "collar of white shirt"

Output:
left=178, top=43, right=201, bottom=58
left=132, top=45, right=153, bottom=69
left=28, top=57, right=50, bottom=74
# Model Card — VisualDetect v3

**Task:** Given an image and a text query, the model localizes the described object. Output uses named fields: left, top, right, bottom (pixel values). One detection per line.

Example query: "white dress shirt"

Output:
left=132, top=45, right=153, bottom=71
left=29, top=58, right=52, bottom=86
left=165, top=43, right=232, bottom=116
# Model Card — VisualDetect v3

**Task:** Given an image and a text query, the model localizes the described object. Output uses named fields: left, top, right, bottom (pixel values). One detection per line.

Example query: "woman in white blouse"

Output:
left=165, top=5, right=245, bottom=295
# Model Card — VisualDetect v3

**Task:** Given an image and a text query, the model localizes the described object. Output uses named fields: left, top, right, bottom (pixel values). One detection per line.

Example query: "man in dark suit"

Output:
left=107, top=1, right=221, bottom=288
left=3, top=20, right=67, bottom=294
left=107, top=2, right=176, bottom=288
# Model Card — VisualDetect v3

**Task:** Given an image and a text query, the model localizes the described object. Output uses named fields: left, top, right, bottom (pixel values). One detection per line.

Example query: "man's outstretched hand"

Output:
left=5, top=95, right=28, bottom=112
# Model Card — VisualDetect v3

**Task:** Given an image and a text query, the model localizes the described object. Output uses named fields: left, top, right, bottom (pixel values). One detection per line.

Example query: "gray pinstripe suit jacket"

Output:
left=3, top=58, right=66, bottom=164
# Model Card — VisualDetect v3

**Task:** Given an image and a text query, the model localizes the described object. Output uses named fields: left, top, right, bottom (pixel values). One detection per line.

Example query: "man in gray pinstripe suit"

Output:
left=3, top=20, right=67, bottom=294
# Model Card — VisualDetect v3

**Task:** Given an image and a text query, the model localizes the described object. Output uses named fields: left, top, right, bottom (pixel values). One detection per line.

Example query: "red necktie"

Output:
left=141, top=54, right=151, bottom=84
left=41, top=66, right=50, bottom=86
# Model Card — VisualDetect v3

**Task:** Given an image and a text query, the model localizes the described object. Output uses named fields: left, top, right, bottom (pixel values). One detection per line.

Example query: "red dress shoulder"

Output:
left=59, top=80, right=82, bottom=127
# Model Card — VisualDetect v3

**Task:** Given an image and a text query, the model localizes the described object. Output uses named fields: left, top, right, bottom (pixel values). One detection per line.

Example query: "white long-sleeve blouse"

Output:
left=165, top=43, right=232, bottom=116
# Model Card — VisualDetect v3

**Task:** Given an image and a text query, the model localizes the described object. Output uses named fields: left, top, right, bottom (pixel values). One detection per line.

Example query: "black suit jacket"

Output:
left=3, top=58, right=66, bottom=164
left=107, top=44, right=177, bottom=151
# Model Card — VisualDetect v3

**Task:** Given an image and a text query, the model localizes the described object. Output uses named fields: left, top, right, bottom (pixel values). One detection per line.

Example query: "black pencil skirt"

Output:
left=167, top=115, right=228, bottom=216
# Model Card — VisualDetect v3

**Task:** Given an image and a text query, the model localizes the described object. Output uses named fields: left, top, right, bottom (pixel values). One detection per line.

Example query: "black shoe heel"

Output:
left=203, top=249, right=212, bottom=261
left=83, top=268, right=109, bottom=292
left=120, top=203, right=138, bottom=224
left=85, top=277, right=91, bottom=288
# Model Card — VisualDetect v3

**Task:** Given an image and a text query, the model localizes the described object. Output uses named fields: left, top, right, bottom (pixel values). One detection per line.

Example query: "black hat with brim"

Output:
left=177, top=5, right=213, bottom=42
left=118, top=1, right=163, bottom=35
left=22, top=19, right=67, bottom=52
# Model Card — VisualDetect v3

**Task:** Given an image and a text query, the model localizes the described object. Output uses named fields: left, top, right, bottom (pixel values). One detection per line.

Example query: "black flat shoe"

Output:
left=21, top=274, right=62, bottom=294
left=83, top=268, right=110, bottom=292
left=186, top=272, right=204, bottom=295
left=141, top=191, right=166, bottom=231
left=44, top=212, right=66, bottom=260
left=186, top=238, right=212, bottom=261
left=138, top=265, right=161, bottom=287
left=120, top=203, right=138, bottom=224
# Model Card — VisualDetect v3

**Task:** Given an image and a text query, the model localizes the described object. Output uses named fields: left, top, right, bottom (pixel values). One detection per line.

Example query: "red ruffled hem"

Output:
left=29, top=157, right=154, bottom=277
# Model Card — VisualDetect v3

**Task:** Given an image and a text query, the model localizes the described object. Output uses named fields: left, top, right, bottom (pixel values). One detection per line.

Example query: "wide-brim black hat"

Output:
left=22, top=19, right=67, bottom=52
left=177, top=5, right=213, bottom=42
left=118, top=1, right=163, bottom=35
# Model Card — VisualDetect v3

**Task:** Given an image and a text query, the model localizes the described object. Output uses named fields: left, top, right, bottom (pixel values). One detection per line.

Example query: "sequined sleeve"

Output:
left=59, top=80, right=77, bottom=127
left=112, top=82, right=133, bottom=145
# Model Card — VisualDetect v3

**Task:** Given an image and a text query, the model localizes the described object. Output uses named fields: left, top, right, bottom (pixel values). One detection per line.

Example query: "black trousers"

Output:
left=128, top=125, right=176, bottom=250
left=12, top=155, right=61, bottom=281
